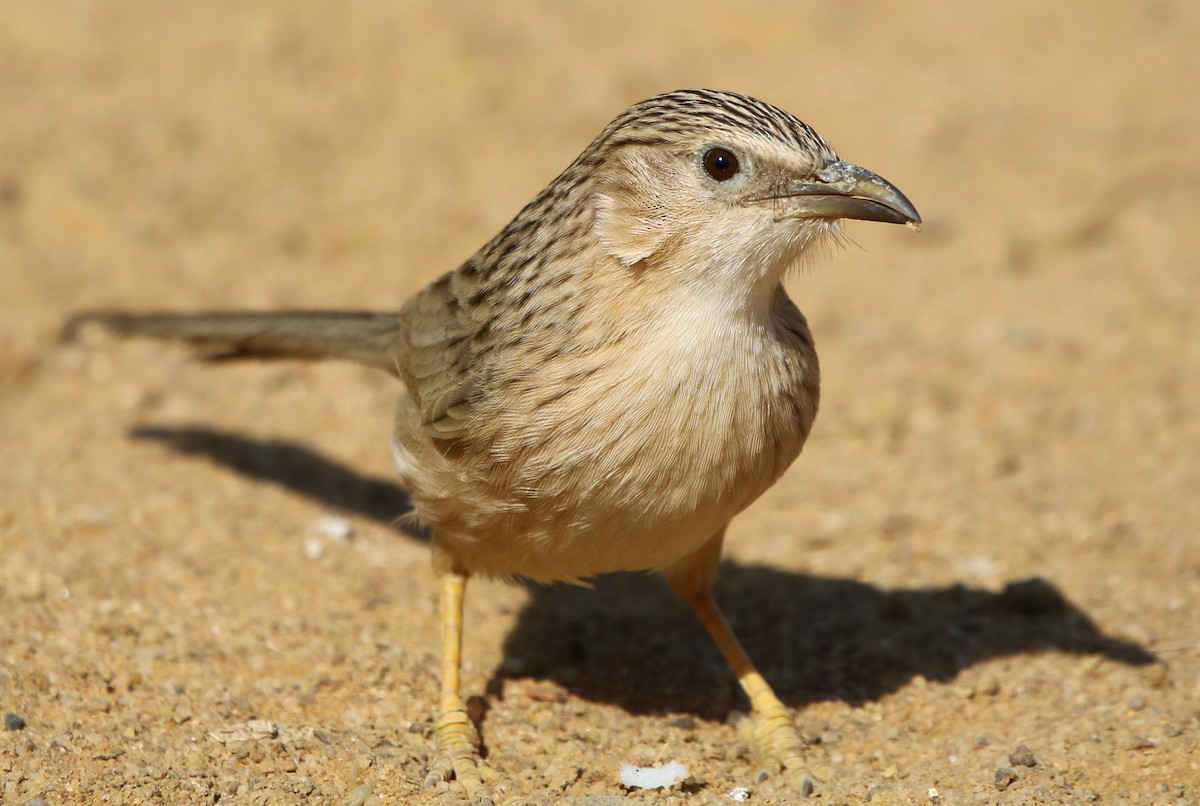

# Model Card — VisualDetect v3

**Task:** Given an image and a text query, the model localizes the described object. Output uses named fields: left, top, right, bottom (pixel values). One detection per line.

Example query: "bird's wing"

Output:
left=397, top=266, right=488, bottom=441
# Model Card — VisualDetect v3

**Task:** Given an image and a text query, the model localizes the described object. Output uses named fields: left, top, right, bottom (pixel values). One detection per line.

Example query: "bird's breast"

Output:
left=419, top=290, right=820, bottom=581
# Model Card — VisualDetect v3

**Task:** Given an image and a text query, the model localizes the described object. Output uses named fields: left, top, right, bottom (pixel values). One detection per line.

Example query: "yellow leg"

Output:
left=424, top=569, right=493, bottom=805
left=687, top=589, right=807, bottom=777
left=667, top=530, right=807, bottom=777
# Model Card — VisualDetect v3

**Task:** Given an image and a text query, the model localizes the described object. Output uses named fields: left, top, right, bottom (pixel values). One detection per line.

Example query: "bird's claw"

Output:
left=734, top=701, right=809, bottom=781
left=424, top=706, right=494, bottom=805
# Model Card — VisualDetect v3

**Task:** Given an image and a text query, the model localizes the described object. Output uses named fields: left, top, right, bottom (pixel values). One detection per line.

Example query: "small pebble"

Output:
left=800, top=777, right=814, bottom=797
left=727, top=786, right=750, bottom=803
left=303, top=536, right=325, bottom=560
left=314, top=514, right=354, bottom=541
left=994, top=767, right=1018, bottom=791
left=1129, top=735, right=1156, bottom=750
left=4, top=712, right=26, bottom=731
left=1008, top=744, right=1037, bottom=767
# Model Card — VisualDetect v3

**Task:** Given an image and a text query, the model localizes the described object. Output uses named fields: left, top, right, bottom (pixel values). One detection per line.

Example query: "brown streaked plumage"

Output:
left=68, top=89, right=920, bottom=804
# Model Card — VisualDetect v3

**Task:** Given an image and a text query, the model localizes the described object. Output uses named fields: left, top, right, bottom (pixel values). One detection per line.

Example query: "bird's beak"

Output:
left=755, top=160, right=922, bottom=229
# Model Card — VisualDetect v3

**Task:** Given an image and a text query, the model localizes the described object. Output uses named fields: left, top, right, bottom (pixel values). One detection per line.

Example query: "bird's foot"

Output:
left=424, top=705, right=494, bottom=805
left=735, top=699, right=809, bottom=782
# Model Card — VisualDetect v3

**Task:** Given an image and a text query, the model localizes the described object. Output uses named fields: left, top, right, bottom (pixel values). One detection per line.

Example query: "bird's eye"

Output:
left=702, top=147, right=740, bottom=182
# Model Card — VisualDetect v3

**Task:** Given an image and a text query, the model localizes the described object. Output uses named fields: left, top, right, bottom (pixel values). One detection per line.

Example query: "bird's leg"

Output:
left=688, top=588, right=807, bottom=776
left=666, top=531, right=807, bottom=778
left=424, top=566, right=493, bottom=805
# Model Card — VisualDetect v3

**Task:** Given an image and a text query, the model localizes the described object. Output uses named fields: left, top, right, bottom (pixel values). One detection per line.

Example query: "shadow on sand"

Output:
left=133, top=425, right=1156, bottom=720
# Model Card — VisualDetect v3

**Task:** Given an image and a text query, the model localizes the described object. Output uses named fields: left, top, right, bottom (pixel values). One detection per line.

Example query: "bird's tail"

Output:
left=65, top=310, right=403, bottom=375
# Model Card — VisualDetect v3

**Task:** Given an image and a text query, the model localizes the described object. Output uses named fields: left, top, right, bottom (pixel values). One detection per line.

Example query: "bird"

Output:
left=68, top=88, right=920, bottom=804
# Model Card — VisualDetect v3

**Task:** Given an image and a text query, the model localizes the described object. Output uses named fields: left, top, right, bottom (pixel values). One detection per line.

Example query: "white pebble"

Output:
left=619, top=760, right=688, bottom=790
left=728, top=786, right=751, bottom=802
left=315, top=514, right=354, bottom=541
left=303, top=536, right=326, bottom=560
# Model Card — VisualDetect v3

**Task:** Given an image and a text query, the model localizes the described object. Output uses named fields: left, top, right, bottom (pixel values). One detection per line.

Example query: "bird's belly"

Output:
left=404, top=354, right=813, bottom=581
left=423, top=438, right=793, bottom=583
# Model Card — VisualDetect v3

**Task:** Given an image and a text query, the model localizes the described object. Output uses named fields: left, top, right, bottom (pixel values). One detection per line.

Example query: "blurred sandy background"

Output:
left=2, top=2, right=1198, bottom=803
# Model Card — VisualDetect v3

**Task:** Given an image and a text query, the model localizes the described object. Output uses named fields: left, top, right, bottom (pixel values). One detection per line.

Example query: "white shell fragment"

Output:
left=618, top=760, right=689, bottom=789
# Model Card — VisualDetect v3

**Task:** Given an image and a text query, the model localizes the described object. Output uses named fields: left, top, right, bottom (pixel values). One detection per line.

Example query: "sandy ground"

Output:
left=2, top=2, right=1199, bottom=804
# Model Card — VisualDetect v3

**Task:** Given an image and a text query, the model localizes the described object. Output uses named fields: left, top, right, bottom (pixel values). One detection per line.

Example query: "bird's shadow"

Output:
left=131, top=425, right=426, bottom=540
left=132, top=426, right=1156, bottom=720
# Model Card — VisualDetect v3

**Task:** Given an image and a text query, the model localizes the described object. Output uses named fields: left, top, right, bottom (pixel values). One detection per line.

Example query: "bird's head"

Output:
left=588, top=89, right=920, bottom=294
